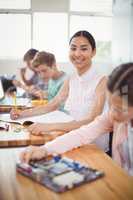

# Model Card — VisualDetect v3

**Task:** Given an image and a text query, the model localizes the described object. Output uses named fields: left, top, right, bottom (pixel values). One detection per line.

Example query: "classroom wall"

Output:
left=0, top=0, right=132, bottom=77
left=0, top=60, right=74, bottom=76
left=0, top=59, right=113, bottom=78
left=0, top=0, right=69, bottom=77
left=32, top=0, right=68, bottom=12
left=112, top=0, right=133, bottom=64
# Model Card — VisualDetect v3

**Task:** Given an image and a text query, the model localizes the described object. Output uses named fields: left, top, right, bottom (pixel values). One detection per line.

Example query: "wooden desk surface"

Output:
left=0, top=110, right=72, bottom=147
left=0, top=145, right=133, bottom=200
left=0, top=124, right=63, bottom=147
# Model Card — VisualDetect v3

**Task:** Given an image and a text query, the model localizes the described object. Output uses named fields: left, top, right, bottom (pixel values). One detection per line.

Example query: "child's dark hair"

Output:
left=107, top=62, right=133, bottom=106
left=32, top=51, right=56, bottom=69
left=69, top=30, right=96, bottom=50
left=23, top=48, right=38, bottom=62
left=1, top=78, right=16, bottom=93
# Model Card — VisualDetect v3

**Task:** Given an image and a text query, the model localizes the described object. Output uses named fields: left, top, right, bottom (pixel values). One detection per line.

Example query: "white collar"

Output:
left=77, top=65, right=96, bottom=83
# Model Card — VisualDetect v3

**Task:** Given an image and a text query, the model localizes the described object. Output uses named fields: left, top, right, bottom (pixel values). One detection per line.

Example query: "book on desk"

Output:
left=0, top=111, right=74, bottom=147
left=0, top=110, right=74, bottom=125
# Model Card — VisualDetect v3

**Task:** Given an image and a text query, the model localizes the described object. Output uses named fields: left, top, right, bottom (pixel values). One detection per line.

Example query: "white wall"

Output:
left=0, top=0, right=69, bottom=77
left=32, top=0, right=68, bottom=12
left=112, top=0, right=133, bottom=64
left=0, top=59, right=23, bottom=76
left=0, top=59, right=74, bottom=76
left=0, top=58, right=113, bottom=78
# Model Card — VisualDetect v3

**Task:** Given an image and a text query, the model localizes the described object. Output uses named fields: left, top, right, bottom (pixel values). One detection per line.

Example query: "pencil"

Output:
left=13, top=92, right=17, bottom=110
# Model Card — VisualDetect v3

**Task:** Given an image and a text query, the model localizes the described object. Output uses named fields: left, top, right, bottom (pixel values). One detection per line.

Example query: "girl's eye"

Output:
left=70, top=47, right=76, bottom=51
left=81, top=48, right=88, bottom=51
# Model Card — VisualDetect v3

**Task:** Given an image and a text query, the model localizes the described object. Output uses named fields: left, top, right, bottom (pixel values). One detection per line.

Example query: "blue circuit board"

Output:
left=16, top=155, right=104, bottom=193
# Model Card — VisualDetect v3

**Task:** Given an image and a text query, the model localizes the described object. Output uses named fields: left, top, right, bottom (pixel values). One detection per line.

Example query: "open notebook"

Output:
left=0, top=110, right=74, bottom=126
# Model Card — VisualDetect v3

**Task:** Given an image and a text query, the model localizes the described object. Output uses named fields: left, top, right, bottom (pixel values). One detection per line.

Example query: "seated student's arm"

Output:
left=10, top=79, right=69, bottom=119
left=28, top=77, right=107, bottom=134
left=20, top=68, right=33, bottom=86
left=30, top=89, right=47, bottom=99
left=27, top=86, right=47, bottom=99
left=20, top=112, right=113, bottom=163
left=13, top=79, right=29, bottom=91
left=13, top=79, right=47, bottom=99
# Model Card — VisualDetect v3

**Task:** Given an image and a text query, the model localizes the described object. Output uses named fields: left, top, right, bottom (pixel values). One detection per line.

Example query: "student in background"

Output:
left=31, top=51, right=67, bottom=103
left=16, top=49, right=38, bottom=86
left=13, top=48, right=48, bottom=99
left=19, top=48, right=40, bottom=86
left=20, top=62, right=133, bottom=176
left=11, top=30, right=108, bottom=151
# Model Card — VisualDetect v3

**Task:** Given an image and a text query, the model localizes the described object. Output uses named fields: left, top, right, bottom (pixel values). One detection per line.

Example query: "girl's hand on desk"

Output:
left=10, top=109, right=21, bottom=120
left=28, top=123, right=51, bottom=135
left=20, top=146, right=47, bottom=163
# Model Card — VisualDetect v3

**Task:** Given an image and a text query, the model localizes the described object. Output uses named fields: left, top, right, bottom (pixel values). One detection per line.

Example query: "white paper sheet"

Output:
left=0, top=110, right=74, bottom=124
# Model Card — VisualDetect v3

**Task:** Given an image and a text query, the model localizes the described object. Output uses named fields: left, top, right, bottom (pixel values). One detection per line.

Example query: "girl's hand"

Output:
left=20, top=146, right=47, bottom=163
left=28, top=123, right=51, bottom=135
left=10, top=108, right=22, bottom=120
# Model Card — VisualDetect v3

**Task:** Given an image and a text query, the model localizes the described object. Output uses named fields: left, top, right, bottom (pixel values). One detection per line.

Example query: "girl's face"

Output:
left=69, top=36, right=96, bottom=73
left=35, top=64, right=53, bottom=80
left=108, top=92, right=133, bottom=123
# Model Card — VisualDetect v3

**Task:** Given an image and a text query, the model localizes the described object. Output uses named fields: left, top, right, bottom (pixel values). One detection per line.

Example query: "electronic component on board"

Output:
left=16, top=156, right=104, bottom=193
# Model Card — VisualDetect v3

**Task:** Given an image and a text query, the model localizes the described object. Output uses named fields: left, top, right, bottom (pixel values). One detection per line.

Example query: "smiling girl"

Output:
left=11, top=30, right=108, bottom=151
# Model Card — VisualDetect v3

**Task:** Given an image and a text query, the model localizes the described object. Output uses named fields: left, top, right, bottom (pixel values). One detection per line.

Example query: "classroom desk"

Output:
left=0, top=110, right=72, bottom=147
left=0, top=97, right=31, bottom=112
left=0, top=123, right=63, bottom=147
left=0, top=145, right=133, bottom=200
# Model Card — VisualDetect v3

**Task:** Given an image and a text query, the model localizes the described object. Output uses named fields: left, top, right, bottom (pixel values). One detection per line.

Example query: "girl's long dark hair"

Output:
left=107, top=62, right=133, bottom=106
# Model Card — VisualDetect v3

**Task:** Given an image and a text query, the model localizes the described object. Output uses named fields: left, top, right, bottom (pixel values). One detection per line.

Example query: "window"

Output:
left=33, top=13, right=68, bottom=62
left=70, top=15, right=112, bottom=61
left=70, top=0, right=112, bottom=14
left=0, top=1, right=113, bottom=62
left=0, top=0, right=31, bottom=9
left=0, top=14, right=31, bottom=59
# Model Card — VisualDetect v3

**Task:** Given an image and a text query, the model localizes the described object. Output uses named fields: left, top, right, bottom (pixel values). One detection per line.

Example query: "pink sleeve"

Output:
left=44, top=112, right=113, bottom=154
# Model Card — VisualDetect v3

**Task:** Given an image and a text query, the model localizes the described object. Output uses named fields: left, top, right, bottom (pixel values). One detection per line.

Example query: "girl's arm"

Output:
left=20, top=68, right=33, bottom=86
left=49, top=77, right=107, bottom=132
left=20, top=112, right=113, bottom=163
left=28, top=77, right=107, bottom=134
left=10, top=79, right=69, bottom=119
left=20, top=68, right=32, bottom=86
left=44, top=112, right=113, bottom=155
